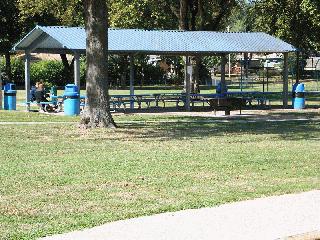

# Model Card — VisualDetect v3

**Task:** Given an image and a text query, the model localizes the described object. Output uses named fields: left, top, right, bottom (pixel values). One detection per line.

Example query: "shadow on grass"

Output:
left=116, top=111, right=320, bottom=142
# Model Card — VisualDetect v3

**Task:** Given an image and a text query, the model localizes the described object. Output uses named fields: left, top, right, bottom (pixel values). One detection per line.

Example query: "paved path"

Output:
left=41, top=190, right=320, bottom=240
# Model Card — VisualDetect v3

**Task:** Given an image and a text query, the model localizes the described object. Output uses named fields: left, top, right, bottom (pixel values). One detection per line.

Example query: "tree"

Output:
left=109, top=0, right=176, bottom=29
left=80, top=0, right=116, bottom=128
left=251, top=0, right=320, bottom=52
left=17, top=0, right=84, bottom=83
left=0, top=0, right=21, bottom=82
left=250, top=0, right=320, bottom=81
left=167, top=0, right=238, bottom=92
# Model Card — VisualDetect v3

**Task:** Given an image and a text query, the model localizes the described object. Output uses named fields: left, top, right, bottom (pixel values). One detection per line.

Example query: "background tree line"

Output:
left=1, top=0, right=320, bottom=87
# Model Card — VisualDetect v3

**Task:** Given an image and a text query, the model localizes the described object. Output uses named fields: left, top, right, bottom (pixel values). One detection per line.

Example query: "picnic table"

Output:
left=208, top=97, right=247, bottom=115
left=225, top=91, right=280, bottom=107
left=61, top=92, right=277, bottom=112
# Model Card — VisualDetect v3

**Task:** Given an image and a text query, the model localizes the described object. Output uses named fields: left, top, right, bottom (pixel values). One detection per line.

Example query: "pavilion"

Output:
left=13, top=26, right=296, bottom=111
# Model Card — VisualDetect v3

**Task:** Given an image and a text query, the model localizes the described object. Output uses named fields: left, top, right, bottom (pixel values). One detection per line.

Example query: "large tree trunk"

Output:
left=179, top=0, right=189, bottom=30
left=80, top=0, right=116, bottom=128
left=5, top=52, right=12, bottom=82
left=60, top=54, right=75, bottom=84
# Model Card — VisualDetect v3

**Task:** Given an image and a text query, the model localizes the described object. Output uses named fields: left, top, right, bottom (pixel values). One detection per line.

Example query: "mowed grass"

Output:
left=0, top=110, right=320, bottom=239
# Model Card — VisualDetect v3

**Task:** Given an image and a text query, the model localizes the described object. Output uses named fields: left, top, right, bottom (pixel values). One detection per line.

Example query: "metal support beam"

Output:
left=130, top=55, right=134, bottom=109
left=220, top=54, right=227, bottom=94
left=244, top=52, right=249, bottom=78
left=184, top=56, right=191, bottom=111
left=74, top=52, right=80, bottom=92
left=25, top=52, right=31, bottom=111
left=283, top=52, right=289, bottom=108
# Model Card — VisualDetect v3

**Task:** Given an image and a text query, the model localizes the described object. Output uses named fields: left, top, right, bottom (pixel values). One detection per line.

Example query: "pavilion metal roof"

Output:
left=13, top=25, right=296, bottom=55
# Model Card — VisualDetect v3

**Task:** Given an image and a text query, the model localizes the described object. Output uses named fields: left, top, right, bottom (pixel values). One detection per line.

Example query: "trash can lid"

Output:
left=295, top=83, right=305, bottom=92
left=4, top=83, right=16, bottom=91
left=65, top=84, right=78, bottom=91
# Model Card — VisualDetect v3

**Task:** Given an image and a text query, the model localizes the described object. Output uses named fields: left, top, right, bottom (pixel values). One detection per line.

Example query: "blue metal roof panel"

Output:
left=13, top=26, right=296, bottom=53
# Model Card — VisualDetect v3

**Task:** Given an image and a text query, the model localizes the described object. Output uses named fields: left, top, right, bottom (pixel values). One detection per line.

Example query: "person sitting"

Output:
left=30, top=82, right=40, bottom=102
left=35, top=83, right=51, bottom=112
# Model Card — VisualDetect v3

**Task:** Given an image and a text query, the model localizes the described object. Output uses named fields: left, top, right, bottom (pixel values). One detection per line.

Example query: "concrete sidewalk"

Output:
left=41, top=190, right=320, bottom=240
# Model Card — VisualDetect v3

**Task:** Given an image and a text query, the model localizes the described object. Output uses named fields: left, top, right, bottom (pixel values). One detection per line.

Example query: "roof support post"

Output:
left=283, top=52, right=289, bottom=108
left=25, top=51, right=31, bottom=111
left=244, top=53, right=249, bottom=79
left=130, top=55, right=135, bottom=109
left=74, top=52, right=81, bottom=93
left=184, top=56, right=191, bottom=111
left=220, top=54, right=227, bottom=94
left=295, top=51, right=300, bottom=83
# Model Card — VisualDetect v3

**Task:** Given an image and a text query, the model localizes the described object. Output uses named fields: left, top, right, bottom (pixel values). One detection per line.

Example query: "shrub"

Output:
left=30, top=60, right=65, bottom=87
left=0, top=57, right=25, bottom=85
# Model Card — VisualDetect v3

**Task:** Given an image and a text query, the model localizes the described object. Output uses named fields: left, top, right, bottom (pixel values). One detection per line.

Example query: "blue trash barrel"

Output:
left=293, top=83, right=305, bottom=109
left=4, top=83, right=17, bottom=110
left=63, top=84, right=80, bottom=115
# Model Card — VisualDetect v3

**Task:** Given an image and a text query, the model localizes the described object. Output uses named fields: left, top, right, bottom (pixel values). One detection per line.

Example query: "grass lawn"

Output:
left=0, top=110, right=320, bottom=239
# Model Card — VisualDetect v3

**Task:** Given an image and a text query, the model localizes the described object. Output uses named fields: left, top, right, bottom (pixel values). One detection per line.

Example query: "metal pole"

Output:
left=130, top=55, right=134, bottom=109
left=266, top=54, right=269, bottom=92
left=316, top=59, right=320, bottom=91
left=262, top=69, right=265, bottom=93
left=267, top=68, right=269, bottom=92
left=296, top=51, right=300, bottom=83
left=221, top=54, right=227, bottom=94
left=240, top=57, right=243, bottom=92
left=227, top=26, right=231, bottom=79
left=184, top=56, right=191, bottom=111
left=283, top=52, right=289, bottom=108
left=74, top=52, right=80, bottom=93
left=244, top=53, right=249, bottom=79
left=25, top=51, right=31, bottom=111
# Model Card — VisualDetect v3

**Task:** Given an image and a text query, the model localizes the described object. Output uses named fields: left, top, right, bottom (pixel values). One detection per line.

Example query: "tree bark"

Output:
left=80, top=0, right=116, bottom=128
left=5, top=52, right=12, bottom=82
left=179, top=0, right=189, bottom=30
left=189, top=0, right=198, bottom=31
left=198, top=0, right=204, bottom=30
left=60, top=54, right=75, bottom=84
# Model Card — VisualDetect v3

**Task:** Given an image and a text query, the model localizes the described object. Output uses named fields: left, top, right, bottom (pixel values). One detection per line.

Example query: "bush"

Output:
left=30, top=60, right=65, bottom=87
left=1, top=57, right=70, bottom=87
left=0, top=57, right=25, bottom=85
